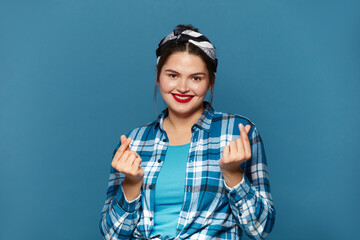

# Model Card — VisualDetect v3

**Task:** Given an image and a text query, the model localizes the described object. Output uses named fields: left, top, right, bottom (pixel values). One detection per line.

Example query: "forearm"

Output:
left=122, top=177, right=143, bottom=201
left=221, top=168, right=243, bottom=188
left=100, top=188, right=142, bottom=239
left=225, top=175, right=275, bottom=239
left=99, top=171, right=142, bottom=239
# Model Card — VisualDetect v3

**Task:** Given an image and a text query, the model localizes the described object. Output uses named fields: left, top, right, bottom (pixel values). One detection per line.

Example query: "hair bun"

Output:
left=175, top=24, right=199, bottom=33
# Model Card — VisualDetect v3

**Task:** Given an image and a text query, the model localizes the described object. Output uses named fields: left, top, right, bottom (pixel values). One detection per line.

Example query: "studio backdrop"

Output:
left=0, top=1, right=359, bottom=239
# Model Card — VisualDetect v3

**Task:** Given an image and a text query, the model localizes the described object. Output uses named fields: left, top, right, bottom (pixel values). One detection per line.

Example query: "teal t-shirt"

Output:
left=152, top=143, right=190, bottom=238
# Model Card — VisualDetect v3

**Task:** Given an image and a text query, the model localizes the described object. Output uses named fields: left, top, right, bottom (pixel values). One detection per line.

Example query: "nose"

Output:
left=177, top=78, right=189, bottom=93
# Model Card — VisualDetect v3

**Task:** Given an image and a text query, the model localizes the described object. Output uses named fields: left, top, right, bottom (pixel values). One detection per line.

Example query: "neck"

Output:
left=165, top=105, right=205, bottom=132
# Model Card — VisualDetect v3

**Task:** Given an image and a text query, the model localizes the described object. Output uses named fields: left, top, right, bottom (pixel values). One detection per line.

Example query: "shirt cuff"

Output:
left=224, top=174, right=251, bottom=203
left=115, top=183, right=142, bottom=213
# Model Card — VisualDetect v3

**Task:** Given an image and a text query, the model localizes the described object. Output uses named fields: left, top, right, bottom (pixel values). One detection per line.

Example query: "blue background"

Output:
left=1, top=0, right=359, bottom=239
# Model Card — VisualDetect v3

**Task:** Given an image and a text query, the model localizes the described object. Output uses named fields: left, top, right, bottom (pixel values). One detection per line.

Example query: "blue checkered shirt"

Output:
left=100, top=102, right=275, bottom=239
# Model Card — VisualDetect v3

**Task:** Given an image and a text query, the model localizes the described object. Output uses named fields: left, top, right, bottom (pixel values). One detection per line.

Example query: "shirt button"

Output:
left=163, top=138, right=167, bottom=142
left=149, top=185, right=153, bottom=190
left=150, top=217, right=153, bottom=221
left=157, top=159, right=162, bottom=163
left=231, top=192, right=236, bottom=197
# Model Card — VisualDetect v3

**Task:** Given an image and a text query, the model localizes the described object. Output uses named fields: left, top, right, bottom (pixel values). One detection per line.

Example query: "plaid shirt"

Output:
left=100, top=102, right=275, bottom=240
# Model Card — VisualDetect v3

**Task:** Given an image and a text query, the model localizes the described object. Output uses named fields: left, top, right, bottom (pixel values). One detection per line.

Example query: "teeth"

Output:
left=176, top=95, right=192, bottom=100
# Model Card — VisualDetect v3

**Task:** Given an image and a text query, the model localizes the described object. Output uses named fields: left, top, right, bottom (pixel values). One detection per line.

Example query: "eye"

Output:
left=168, top=74, right=177, bottom=79
left=193, top=76, right=202, bottom=81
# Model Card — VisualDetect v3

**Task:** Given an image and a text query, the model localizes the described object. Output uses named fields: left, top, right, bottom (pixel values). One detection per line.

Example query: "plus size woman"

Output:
left=100, top=24, right=275, bottom=240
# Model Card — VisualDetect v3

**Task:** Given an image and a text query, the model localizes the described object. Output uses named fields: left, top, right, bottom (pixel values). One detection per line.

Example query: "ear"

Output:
left=208, top=73, right=216, bottom=90
left=156, top=71, right=160, bottom=84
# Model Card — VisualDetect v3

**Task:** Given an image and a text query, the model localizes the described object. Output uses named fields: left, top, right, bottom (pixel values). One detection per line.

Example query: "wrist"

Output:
left=123, top=176, right=143, bottom=186
left=122, top=177, right=143, bottom=202
left=221, top=169, right=243, bottom=188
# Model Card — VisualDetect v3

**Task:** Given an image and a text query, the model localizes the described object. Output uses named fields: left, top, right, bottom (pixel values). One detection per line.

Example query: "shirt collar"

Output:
left=154, top=101, right=214, bottom=133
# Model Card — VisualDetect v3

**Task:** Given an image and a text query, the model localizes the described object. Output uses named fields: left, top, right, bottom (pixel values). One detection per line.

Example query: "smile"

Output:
left=171, top=93, right=194, bottom=103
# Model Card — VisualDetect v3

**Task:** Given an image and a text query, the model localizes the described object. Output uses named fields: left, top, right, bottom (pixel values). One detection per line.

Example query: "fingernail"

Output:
left=240, top=123, right=244, bottom=129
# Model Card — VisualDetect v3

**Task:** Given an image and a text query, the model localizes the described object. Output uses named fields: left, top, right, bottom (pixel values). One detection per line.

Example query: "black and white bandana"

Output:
left=156, top=27, right=218, bottom=73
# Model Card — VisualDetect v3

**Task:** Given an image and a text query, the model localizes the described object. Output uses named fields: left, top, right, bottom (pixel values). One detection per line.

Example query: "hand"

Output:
left=219, top=124, right=251, bottom=187
left=111, top=135, right=144, bottom=185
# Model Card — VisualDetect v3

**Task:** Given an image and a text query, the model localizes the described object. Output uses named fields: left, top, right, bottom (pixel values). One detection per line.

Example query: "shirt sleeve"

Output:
left=99, top=142, right=142, bottom=240
left=224, top=126, right=276, bottom=239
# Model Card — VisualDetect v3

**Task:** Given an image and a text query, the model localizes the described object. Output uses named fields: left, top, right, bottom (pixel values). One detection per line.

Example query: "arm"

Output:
left=220, top=124, right=275, bottom=239
left=99, top=136, right=144, bottom=240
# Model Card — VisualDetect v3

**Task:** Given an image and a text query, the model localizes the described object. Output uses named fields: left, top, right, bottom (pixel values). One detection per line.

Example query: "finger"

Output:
left=223, top=145, right=230, bottom=161
left=236, top=137, right=244, bottom=150
left=131, top=158, right=142, bottom=174
left=245, top=124, right=251, bottom=134
left=130, top=150, right=140, bottom=158
left=137, top=166, right=144, bottom=177
left=238, top=123, right=251, bottom=135
left=124, top=153, right=137, bottom=171
left=244, top=140, right=252, bottom=160
left=112, top=137, right=129, bottom=167
left=118, top=151, right=135, bottom=172
left=115, top=136, right=130, bottom=161
left=112, top=136, right=127, bottom=167
left=120, top=135, right=126, bottom=144
left=239, top=124, right=250, bottom=139
left=114, top=136, right=132, bottom=160
left=113, top=151, right=125, bottom=170
left=239, top=125, right=251, bottom=159
left=133, top=157, right=142, bottom=168
left=238, top=123, right=242, bottom=133
left=229, top=140, right=238, bottom=158
left=119, top=150, right=132, bottom=166
left=238, top=123, right=246, bottom=135
left=111, top=158, right=118, bottom=169
left=235, top=137, right=245, bottom=160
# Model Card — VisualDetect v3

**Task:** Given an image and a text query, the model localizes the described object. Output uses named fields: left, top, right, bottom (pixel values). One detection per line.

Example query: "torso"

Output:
left=123, top=103, right=265, bottom=239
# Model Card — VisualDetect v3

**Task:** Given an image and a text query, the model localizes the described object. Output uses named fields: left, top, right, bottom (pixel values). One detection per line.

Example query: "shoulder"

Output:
left=124, top=119, right=159, bottom=141
left=212, top=110, right=256, bottom=128
left=211, top=110, right=261, bottom=140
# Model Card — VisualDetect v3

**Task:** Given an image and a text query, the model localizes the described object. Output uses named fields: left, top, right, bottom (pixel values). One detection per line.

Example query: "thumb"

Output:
left=245, top=124, right=251, bottom=134
left=120, top=135, right=132, bottom=147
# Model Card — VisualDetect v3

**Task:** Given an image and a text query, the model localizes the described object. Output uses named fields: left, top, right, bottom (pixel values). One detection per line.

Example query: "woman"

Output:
left=100, top=24, right=275, bottom=240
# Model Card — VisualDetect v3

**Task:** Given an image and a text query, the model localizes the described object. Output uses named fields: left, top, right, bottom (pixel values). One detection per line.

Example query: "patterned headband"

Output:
left=156, top=27, right=218, bottom=73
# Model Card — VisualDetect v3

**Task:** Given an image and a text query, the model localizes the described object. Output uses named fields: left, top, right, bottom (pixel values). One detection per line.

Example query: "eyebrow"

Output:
left=164, top=69, right=207, bottom=76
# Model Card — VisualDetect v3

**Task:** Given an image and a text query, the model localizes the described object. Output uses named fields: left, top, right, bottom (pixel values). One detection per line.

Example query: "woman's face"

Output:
left=158, top=51, right=212, bottom=118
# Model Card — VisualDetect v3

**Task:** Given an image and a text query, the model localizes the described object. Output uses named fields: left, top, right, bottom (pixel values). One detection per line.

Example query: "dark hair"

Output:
left=154, top=24, right=216, bottom=108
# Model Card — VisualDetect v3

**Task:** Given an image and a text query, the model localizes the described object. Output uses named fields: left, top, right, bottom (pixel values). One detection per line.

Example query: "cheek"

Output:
left=159, top=79, right=176, bottom=93
left=192, top=82, right=210, bottom=95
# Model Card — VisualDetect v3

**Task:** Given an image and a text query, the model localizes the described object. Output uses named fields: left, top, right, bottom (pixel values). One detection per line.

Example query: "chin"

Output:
left=169, top=102, right=204, bottom=116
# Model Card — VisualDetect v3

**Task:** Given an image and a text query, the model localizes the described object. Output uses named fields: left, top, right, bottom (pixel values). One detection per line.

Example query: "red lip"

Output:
left=171, top=93, right=194, bottom=103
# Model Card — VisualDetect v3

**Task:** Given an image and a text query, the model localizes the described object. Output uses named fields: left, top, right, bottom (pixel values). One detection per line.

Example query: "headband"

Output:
left=156, top=27, right=218, bottom=73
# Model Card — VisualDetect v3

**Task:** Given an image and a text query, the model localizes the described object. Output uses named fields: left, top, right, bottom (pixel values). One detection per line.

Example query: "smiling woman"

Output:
left=99, top=24, right=276, bottom=240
